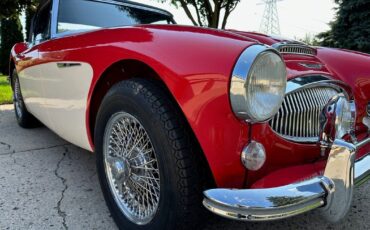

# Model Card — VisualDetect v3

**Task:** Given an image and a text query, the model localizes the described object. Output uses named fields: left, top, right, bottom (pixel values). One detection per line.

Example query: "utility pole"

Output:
left=259, top=0, right=282, bottom=35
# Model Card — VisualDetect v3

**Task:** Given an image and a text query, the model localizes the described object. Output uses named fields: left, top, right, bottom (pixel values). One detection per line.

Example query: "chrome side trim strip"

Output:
left=56, top=63, right=82, bottom=68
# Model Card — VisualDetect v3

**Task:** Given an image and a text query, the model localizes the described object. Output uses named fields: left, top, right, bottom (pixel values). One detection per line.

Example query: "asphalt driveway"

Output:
left=1, top=104, right=369, bottom=230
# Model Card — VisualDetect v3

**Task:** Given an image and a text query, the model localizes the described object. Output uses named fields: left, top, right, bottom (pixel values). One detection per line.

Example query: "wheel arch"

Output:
left=87, top=59, right=215, bottom=185
left=88, top=59, right=161, bottom=144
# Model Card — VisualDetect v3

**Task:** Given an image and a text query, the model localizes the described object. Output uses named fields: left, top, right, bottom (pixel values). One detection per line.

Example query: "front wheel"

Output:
left=94, top=79, right=210, bottom=230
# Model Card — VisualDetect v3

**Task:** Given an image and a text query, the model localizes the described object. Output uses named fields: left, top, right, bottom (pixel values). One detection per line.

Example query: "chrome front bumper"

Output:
left=203, top=137, right=370, bottom=222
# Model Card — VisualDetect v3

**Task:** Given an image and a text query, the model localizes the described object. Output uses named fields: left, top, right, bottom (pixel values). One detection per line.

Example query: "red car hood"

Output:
left=136, top=25, right=369, bottom=128
left=227, top=30, right=299, bottom=46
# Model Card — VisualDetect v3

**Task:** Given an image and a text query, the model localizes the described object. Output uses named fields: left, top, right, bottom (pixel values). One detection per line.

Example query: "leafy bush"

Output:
left=0, top=16, right=24, bottom=75
left=318, top=0, right=370, bottom=53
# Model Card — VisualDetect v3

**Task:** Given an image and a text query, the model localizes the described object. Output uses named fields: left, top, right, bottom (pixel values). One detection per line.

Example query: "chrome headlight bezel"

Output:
left=230, top=44, right=287, bottom=123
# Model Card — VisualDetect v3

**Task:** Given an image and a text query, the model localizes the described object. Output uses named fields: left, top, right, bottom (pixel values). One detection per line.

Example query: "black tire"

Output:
left=12, top=69, right=40, bottom=128
left=95, top=79, right=211, bottom=230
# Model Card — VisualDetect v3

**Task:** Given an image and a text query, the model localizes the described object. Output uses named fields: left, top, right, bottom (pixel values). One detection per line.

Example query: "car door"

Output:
left=34, top=0, right=94, bottom=151
left=17, top=1, right=53, bottom=128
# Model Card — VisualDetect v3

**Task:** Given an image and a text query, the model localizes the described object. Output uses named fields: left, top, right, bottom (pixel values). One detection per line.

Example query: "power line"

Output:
left=259, top=0, right=283, bottom=35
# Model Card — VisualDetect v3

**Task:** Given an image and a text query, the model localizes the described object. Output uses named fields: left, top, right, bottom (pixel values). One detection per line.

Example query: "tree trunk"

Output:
left=222, top=1, right=232, bottom=29
left=210, top=3, right=221, bottom=28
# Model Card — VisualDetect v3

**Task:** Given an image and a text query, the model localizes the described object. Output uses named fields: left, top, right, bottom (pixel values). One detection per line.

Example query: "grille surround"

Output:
left=277, top=45, right=316, bottom=56
left=269, top=84, right=342, bottom=143
left=273, top=42, right=317, bottom=56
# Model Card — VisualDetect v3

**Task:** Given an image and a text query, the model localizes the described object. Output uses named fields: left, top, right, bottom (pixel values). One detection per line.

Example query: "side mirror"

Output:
left=13, top=42, right=29, bottom=55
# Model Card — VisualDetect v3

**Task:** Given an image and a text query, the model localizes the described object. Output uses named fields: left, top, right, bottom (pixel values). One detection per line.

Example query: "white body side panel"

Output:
left=19, top=62, right=93, bottom=151
left=18, top=64, right=52, bottom=127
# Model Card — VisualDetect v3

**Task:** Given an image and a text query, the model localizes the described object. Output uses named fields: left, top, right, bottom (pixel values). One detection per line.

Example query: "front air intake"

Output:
left=269, top=86, right=339, bottom=142
left=277, top=44, right=317, bottom=56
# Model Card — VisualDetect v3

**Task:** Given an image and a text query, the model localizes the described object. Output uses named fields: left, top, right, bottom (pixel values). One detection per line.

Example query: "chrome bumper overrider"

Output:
left=203, top=138, right=370, bottom=222
left=203, top=93, right=370, bottom=222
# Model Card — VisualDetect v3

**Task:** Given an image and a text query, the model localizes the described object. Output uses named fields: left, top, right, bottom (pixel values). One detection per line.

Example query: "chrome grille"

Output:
left=277, top=45, right=316, bottom=56
left=270, top=87, right=339, bottom=142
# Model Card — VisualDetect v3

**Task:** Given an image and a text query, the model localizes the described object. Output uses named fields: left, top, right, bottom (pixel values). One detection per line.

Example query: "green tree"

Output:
left=0, top=16, right=24, bottom=75
left=0, top=0, right=39, bottom=74
left=157, top=0, right=241, bottom=29
left=317, top=0, right=370, bottom=53
left=0, top=0, right=39, bottom=40
left=25, top=3, right=38, bottom=40
left=0, top=0, right=33, bottom=19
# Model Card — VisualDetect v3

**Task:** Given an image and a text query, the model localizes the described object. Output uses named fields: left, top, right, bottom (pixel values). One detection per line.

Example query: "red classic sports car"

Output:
left=9, top=0, right=370, bottom=229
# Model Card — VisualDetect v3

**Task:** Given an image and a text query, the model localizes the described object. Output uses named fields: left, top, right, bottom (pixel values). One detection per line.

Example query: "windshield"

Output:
left=58, top=0, right=173, bottom=34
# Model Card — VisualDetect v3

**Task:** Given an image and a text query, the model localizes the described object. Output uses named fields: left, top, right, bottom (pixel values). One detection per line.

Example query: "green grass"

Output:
left=0, top=75, right=13, bottom=105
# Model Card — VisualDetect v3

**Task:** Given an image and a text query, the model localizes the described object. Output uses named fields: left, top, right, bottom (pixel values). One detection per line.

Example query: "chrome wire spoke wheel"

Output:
left=13, top=77, right=23, bottom=118
left=103, top=112, right=160, bottom=225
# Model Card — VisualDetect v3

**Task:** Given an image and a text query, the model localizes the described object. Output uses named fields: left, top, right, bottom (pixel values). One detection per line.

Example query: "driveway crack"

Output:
left=0, top=144, right=69, bottom=156
left=10, top=149, right=17, bottom=165
left=0, top=141, right=11, bottom=150
left=54, top=146, right=69, bottom=230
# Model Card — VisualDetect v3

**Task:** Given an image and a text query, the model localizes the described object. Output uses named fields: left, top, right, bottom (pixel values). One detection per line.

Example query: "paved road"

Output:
left=1, top=104, right=369, bottom=230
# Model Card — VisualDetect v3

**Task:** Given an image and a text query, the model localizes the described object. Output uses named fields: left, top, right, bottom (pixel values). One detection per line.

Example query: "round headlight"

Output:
left=230, top=44, right=287, bottom=122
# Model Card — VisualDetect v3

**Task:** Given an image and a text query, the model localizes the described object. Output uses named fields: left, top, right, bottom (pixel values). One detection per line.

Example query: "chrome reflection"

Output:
left=203, top=177, right=328, bottom=221
left=203, top=91, right=370, bottom=222
left=203, top=142, right=369, bottom=222
left=270, top=75, right=353, bottom=143
left=319, top=94, right=355, bottom=153
left=230, top=44, right=287, bottom=122
left=363, top=117, right=370, bottom=132
left=272, top=42, right=317, bottom=56
left=320, top=139, right=356, bottom=222
left=285, top=76, right=344, bottom=95
left=103, top=112, right=160, bottom=225
left=354, top=154, right=370, bottom=186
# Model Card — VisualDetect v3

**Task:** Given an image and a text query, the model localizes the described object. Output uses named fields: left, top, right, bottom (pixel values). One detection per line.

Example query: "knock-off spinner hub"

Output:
left=108, top=157, right=131, bottom=183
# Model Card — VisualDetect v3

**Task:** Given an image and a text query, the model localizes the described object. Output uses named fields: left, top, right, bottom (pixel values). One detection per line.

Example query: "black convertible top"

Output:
left=38, top=0, right=173, bottom=17
left=113, top=0, right=173, bottom=17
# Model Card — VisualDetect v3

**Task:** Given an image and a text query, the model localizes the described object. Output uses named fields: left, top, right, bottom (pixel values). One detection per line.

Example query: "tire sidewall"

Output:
left=12, top=71, right=23, bottom=121
left=95, top=83, right=179, bottom=230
